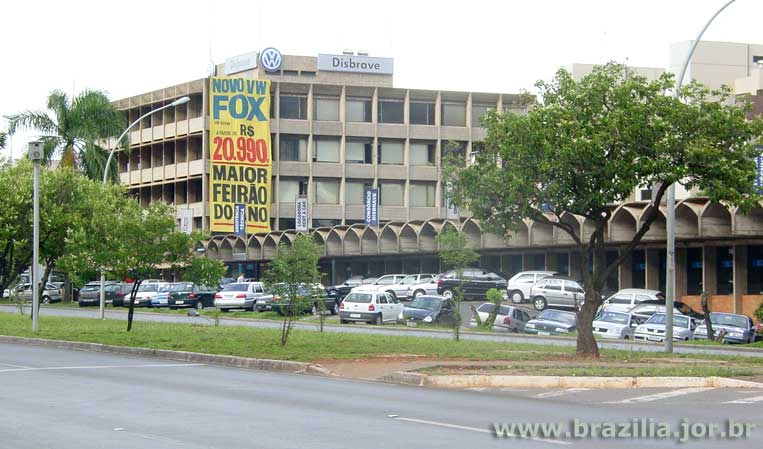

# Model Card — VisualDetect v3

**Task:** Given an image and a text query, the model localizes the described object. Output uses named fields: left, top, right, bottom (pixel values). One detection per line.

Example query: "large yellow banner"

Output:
left=209, top=76, right=271, bottom=234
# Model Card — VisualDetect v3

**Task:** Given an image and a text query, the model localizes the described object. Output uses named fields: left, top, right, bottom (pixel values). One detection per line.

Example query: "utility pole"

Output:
left=28, top=141, right=43, bottom=332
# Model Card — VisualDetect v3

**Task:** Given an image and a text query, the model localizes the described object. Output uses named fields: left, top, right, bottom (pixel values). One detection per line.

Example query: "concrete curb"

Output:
left=380, top=372, right=763, bottom=389
left=0, top=335, right=336, bottom=377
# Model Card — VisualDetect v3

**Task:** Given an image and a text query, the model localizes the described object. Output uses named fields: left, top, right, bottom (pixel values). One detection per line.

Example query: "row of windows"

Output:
left=279, top=95, right=500, bottom=126
left=280, top=135, right=448, bottom=165
left=278, top=179, right=437, bottom=207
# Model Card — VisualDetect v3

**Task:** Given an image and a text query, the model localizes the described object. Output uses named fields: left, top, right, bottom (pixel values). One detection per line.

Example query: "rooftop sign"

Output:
left=318, top=54, right=393, bottom=75
left=223, top=51, right=259, bottom=75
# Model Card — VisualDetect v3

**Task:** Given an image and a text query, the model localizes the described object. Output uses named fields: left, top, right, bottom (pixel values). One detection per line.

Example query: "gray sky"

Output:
left=1, top=0, right=760, bottom=158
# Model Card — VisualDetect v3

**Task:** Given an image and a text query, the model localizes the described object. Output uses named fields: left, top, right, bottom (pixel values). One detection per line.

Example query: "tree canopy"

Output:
left=446, top=63, right=763, bottom=357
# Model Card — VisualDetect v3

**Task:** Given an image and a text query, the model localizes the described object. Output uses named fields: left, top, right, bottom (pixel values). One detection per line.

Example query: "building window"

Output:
left=442, top=102, right=466, bottom=126
left=378, top=99, right=404, bottom=124
left=631, top=250, right=646, bottom=289
left=314, top=97, right=339, bottom=121
left=345, top=181, right=372, bottom=204
left=748, top=245, right=763, bottom=294
left=379, top=182, right=404, bottom=206
left=471, top=104, right=494, bottom=126
left=279, top=218, right=296, bottom=230
left=410, top=102, right=435, bottom=125
left=314, top=179, right=340, bottom=204
left=278, top=178, right=307, bottom=203
left=410, top=141, right=435, bottom=166
left=346, top=98, right=371, bottom=122
left=378, top=140, right=404, bottom=164
left=409, top=183, right=436, bottom=207
left=279, top=135, right=307, bottom=161
left=717, top=246, right=733, bottom=295
left=279, top=95, right=307, bottom=120
left=687, top=248, right=703, bottom=295
left=346, top=138, right=373, bottom=164
left=313, top=219, right=340, bottom=228
left=313, top=137, right=340, bottom=163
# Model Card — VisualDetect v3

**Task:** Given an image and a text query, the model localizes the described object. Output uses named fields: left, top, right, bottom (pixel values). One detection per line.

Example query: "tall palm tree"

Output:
left=5, top=90, right=126, bottom=180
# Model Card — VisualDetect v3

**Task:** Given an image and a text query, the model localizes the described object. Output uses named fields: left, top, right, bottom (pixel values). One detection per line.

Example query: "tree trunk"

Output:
left=126, top=279, right=142, bottom=332
left=576, top=290, right=601, bottom=358
left=701, top=291, right=714, bottom=340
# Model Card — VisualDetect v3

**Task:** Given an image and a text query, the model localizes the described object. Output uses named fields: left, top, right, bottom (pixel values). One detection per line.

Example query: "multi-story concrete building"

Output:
left=113, top=46, right=763, bottom=318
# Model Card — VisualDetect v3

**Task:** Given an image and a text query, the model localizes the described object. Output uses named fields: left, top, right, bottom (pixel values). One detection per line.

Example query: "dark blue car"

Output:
left=400, top=295, right=457, bottom=327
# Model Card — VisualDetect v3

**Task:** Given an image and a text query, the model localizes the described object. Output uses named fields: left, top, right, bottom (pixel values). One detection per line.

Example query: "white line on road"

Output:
left=725, top=395, right=763, bottom=404
left=388, top=415, right=571, bottom=446
left=536, top=388, right=590, bottom=399
left=605, top=388, right=714, bottom=404
left=0, top=361, right=31, bottom=368
left=0, top=363, right=206, bottom=373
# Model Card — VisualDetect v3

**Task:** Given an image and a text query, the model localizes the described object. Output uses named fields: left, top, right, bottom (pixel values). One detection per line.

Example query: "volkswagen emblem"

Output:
left=260, top=47, right=283, bottom=73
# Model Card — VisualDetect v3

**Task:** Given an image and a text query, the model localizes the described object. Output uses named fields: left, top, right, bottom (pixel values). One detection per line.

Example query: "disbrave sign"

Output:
left=318, top=54, right=393, bottom=75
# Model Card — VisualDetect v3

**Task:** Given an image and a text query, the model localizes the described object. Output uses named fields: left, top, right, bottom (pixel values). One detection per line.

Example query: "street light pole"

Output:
left=98, top=96, right=190, bottom=318
left=665, top=0, right=736, bottom=353
left=28, top=141, right=43, bottom=332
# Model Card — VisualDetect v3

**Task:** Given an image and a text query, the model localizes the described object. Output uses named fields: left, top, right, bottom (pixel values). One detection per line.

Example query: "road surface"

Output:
left=1, top=343, right=761, bottom=448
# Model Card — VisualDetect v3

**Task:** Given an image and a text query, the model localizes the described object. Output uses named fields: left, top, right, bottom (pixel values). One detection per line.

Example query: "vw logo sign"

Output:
left=260, top=47, right=283, bottom=72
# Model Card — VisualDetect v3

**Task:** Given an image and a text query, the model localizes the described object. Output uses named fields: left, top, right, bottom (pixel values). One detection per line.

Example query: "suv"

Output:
left=507, top=271, right=557, bottom=304
left=436, top=268, right=507, bottom=301
left=529, top=275, right=585, bottom=311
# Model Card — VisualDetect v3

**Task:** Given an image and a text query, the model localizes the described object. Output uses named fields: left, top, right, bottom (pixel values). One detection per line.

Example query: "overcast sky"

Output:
left=1, top=0, right=760, bottom=158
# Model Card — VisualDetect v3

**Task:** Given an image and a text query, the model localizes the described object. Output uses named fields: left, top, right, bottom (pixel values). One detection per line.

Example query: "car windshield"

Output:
left=137, top=284, right=158, bottom=292
left=709, top=313, right=748, bottom=328
left=408, top=297, right=441, bottom=311
left=537, top=310, right=576, bottom=325
left=81, top=285, right=100, bottom=292
left=223, top=283, right=249, bottom=292
left=646, top=314, right=689, bottom=327
left=595, top=311, right=629, bottom=325
left=343, top=292, right=373, bottom=303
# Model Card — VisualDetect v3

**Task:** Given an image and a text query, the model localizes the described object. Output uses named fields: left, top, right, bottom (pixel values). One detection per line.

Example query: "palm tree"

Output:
left=5, top=90, right=126, bottom=180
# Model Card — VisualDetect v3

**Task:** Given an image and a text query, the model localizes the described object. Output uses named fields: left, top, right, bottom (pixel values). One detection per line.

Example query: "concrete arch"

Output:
left=640, top=204, right=666, bottom=241
left=506, top=221, right=530, bottom=247
left=437, top=220, right=459, bottom=249
left=400, top=222, right=420, bottom=252
left=206, top=240, right=220, bottom=259
left=529, top=219, right=553, bottom=246
left=246, top=235, right=263, bottom=260
left=557, top=212, right=582, bottom=245
left=675, top=201, right=699, bottom=238
left=360, top=227, right=378, bottom=255
left=699, top=202, right=732, bottom=237
left=380, top=222, right=401, bottom=253
left=461, top=218, right=482, bottom=248
left=232, top=236, right=246, bottom=255
left=420, top=220, right=438, bottom=252
left=326, top=228, right=345, bottom=256
left=262, top=234, right=279, bottom=259
left=312, top=229, right=328, bottom=256
left=609, top=204, right=639, bottom=242
left=344, top=228, right=362, bottom=255
left=734, top=203, right=763, bottom=235
left=219, top=238, right=233, bottom=260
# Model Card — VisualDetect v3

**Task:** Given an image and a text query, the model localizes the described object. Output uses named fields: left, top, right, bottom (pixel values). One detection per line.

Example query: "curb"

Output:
left=380, top=372, right=763, bottom=389
left=0, top=335, right=336, bottom=377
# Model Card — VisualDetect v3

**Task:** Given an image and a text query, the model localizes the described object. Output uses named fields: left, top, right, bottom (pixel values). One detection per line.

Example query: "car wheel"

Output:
left=41, top=296, right=51, bottom=304
left=623, top=335, right=630, bottom=340
left=330, top=303, right=339, bottom=315
left=385, top=291, right=397, bottom=301
left=375, top=313, right=383, bottom=325
left=195, top=301, right=204, bottom=310
left=510, top=290, right=524, bottom=304
left=442, top=289, right=454, bottom=300
left=533, top=296, right=547, bottom=311
left=412, top=290, right=425, bottom=300
left=78, top=302, right=85, bottom=307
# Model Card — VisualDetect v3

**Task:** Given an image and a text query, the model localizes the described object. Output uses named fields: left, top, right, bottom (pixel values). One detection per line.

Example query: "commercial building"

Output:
left=113, top=44, right=763, bottom=317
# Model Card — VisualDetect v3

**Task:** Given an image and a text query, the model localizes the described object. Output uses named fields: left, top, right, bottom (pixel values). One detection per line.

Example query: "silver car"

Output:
left=380, top=274, right=436, bottom=301
left=529, top=276, right=585, bottom=311
left=634, top=313, right=695, bottom=342
left=469, top=302, right=531, bottom=332
left=350, top=274, right=408, bottom=296
left=593, top=310, right=639, bottom=340
left=601, top=288, right=665, bottom=313
left=214, top=282, right=266, bottom=311
left=11, top=283, right=63, bottom=304
left=507, top=271, right=556, bottom=304
left=694, top=313, right=756, bottom=344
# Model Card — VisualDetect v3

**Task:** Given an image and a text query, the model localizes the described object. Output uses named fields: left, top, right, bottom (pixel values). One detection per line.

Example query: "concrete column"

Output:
left=675, top=247, right=688, bottom=298
left=645, top=249, right=660, bottom=290
left=702, top=246, right=717, bottom=296
left=619, top=250, right=633, bottom=289
left=733, top=245, right=748, bottom=314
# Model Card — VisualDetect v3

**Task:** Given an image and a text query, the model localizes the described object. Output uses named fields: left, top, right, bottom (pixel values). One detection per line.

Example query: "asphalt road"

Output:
left=1, top=343, right=762, bottom=449
left=2, top=304, right=763, bottom=358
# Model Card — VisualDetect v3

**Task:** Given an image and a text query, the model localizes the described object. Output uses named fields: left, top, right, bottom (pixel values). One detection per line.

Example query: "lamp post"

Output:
left=665, top=0, right=736, bottom=353
left=98, top=96, right=190, bottom=319
left=28, top=141, right=43, bottom=332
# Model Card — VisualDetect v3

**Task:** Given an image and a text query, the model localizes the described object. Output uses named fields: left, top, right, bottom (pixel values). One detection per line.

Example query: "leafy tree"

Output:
left=5, top=90, right=126, bottom=181
left=181, top=257, right=226, bottom=289
left=482, top=288, right=504, bottom=330
left=436, top=228, right=480, bottom=341
left=263, top=234, right=322, bottom=346
left=446, top=63, right=763, bottom=357
left=0, top=160, right=32, bottom=305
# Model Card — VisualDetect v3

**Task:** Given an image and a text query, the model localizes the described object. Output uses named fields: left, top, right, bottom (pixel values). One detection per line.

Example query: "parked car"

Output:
left=78, top=282, right=132, bottom=307
left=351, top=274, right=408, bottom=296
left=406, top=276, right=441, bottom=300
left=164, top=283, right=217, bottom=309
left=507, top=271, right=557, bottom=304
left=524, top=309, right=577, bottom=335
left=214, top=282, right=267, bottom=311
left=326, top=275, right=367, bottom=300
left=592, top=310, right=640, bottom=340
left=339, top=291, right=403, bottom=324
left=128, top=282, right=165, bottom=307
left=436, top=268, right=508, bottom=301
left=468, top=302, right=531, bottom=333
left=12, top=282, right=63, bottom=304
left=634, top=313, right=696, bottom=342
left=270, top=283, right=339, bottom=316
left=358, top=273, right=437, bottom=301
left=625, top=300, right=702, bottom=322
left=528, top=275, right=585, bottom=311
left=601, top=289, right=665, bottom=313
left=399, top=295, right=458, bottom=327
left=694, top=312, right=756, bottom=344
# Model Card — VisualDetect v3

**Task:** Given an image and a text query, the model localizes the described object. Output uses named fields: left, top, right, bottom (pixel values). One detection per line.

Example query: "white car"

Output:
left=601, top=289, right=665, bottom=313
left=132, top=282, right=166, bottom=307
left=339, top=291, right=403, bottom=325
left=214, top=282, right=266, bottom=311
left=406, top=278, right=440, bottom=300
left=469, top=303, right=531, bottom=333
left=507, top=271, right=556, bottom=304
left=592, top=310, right=639, bottom=340
left=634, top=313, right=695, bottom=342
left=350, top=274, right=407, bottom=296
left=378, top=274, right=436, bottom=301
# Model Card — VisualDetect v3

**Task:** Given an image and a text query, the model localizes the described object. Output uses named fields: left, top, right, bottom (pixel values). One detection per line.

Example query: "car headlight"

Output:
left=555, top=327, right=567, bottom=333
left=526, top=323, right=535, bottom=328
left=423, top=316, right=433, bottom=323
left=727, top=332, right=742, bottom=338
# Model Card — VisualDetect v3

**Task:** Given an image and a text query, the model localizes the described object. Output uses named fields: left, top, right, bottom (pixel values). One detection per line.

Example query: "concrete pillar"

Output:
left=675, top=247, right=687, bottom=298
left=702, top=246, right=717, bottom=296
left=645, top=249, right=660, bottom=290
left=619, top=250, right=633, bottom=289
left=733, top=245, right=748, bottom=314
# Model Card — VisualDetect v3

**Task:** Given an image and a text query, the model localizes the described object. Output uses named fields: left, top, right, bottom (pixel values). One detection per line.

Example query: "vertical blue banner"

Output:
left=755, top=154, right=763, bottom=192
left=233, top=203, right=246, bottom=236
left=364, top=187, right=378, bottom=226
